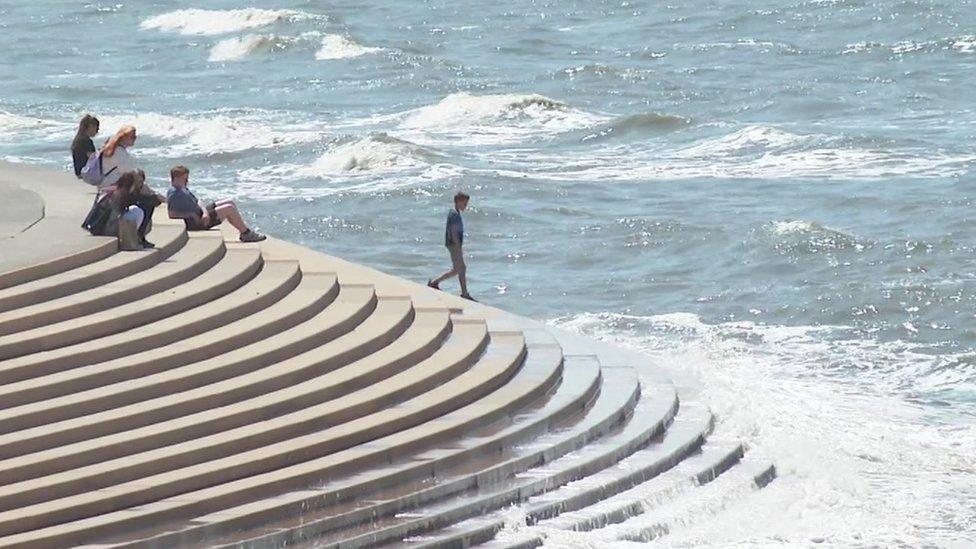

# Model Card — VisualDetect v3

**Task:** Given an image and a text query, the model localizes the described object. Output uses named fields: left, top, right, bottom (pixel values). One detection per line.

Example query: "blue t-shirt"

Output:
left=167, top=186, right=202, bottom=216
left=445, top=209, right=463, bottom=247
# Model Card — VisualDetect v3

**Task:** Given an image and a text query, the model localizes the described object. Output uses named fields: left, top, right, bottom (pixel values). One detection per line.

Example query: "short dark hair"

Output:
left=454, top=191, right=470, bottom=202
left=170, top=165, right=190, bottom=181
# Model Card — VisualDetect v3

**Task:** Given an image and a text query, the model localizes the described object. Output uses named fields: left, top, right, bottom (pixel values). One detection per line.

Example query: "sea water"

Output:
left=0, top=1, right=973, bottom=546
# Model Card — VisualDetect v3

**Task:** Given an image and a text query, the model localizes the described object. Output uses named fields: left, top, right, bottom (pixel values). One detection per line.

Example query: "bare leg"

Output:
left=450, top=245, right=471, bottom=298
left=214, top=202, right=249, bottom=235
left=430, top=268, right=457, bottom=287
left=458, top=267, right=469, bottom=296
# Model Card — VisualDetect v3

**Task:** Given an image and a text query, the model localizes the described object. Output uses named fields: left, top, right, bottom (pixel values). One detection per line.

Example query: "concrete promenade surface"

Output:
left=0, top=162, right=774, bottom=548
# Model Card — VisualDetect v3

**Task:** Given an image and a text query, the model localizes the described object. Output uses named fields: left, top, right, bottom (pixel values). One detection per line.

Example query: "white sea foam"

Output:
left=396, top=92, right=609, bottom=146
left=512, top=125, right=975, bottom=180
left=140, top=8, right=310, bottom=36
left=304, top=134, right=436, bottom=173
left=230, top=133, right=461, bottom=200
left=208, top=34, right=283, bottom=62
left=315, top=35, right=382, bottom=60
left=97, top=112, right=320, bottom=157
left=766, top=219, right=863, bottom=252
left=953, top=36, right=976, bottom=53
left=0, top=112, right=69, bottom=138
left=544, top=312, right=976, bottom=547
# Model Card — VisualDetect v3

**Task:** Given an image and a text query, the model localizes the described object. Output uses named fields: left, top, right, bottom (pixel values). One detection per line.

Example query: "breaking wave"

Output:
left=397, top=92, right=608, bottom=146
left=547, top=311, right=975, bottom=547
left=303, top=133, right=440, bottom=174
left=315, top=35, right=383, bottom=60
left=521, top=125, right=975, bottom=180
left=208, top=34, right=291, bottom=62
left=97, top=112, right=320, bottom=157
left=140, top=8, right=314, bottom=36
left=582, top=112, right=689, bottom=142
left=0, top=111, right=70, bottom=139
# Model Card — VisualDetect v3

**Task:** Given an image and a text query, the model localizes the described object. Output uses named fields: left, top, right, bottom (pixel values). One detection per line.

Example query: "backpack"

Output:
left=80, top=151, right=117, bottom=186
left=80, top=191, right=118, bottom=236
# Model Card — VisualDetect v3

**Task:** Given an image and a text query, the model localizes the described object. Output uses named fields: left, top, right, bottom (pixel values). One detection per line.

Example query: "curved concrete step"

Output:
left=0, top=233, right=223, bottom=340
left=0, top=247, right=262, bottom=359
left=0, top=161, right=121, bottom=291
left=594, top=456, right=776, bottom=543
left=0, top=235, right=118, bottom=293
left=0, top=267, right=333, bottom=392
left=194, top=356, right=620, bottom=549
left=0, top=296, right=418, bottom=490
left=0, top=260, right=301, bottom=406
left=308, top=378, right=679, bottom=549
left=0, top=224, right=185, bottom=312
left=0, top=284, right=376, bottom=451
left=405, top=405, right=715, bottom=548
left=104, top=330, right=552, bottom=549
left=537, top=440, right=747, bottom=534
left=0, top=329, right=527, bottom=544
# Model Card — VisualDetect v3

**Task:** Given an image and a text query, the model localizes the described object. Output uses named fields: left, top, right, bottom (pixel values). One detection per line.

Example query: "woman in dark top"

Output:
left=71, top=114, right=99, bottom=177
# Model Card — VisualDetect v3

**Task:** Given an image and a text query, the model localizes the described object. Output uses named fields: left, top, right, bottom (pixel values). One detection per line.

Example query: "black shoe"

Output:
left=141, top=239, right=155, bottom=249
left=427, top=279, right=440, bottom=290
left=460, top=293, right=477, bottom=302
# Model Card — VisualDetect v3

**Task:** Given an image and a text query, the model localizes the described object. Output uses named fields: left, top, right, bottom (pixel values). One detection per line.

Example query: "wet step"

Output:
left=186, top=350, right=594, bottom=549
left=306, top=378, right=679, bottom=548
left=408, top=404, right=715, bottom=548
left=595, top=457, right=776, bottom=543
left=0, top=326, right=524, bottom=544
left=0, top=331, right=534, bottom=548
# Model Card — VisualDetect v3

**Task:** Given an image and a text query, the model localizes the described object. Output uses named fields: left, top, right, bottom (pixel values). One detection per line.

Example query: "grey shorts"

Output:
left=448, top=245, right=465, bottom=272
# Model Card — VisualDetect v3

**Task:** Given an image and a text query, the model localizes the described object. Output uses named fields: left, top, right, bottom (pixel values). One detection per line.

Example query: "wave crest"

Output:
left=315, top=35, right=382, bottom=60
left=306, top=133, right=439, bottom=173
left=98, top=112, right=319, bottom=157
left=209, top=34, right=290, bottom=62
left=140, top=8, right=310, bottom=36
left=398, top=92, right=608, bottom=146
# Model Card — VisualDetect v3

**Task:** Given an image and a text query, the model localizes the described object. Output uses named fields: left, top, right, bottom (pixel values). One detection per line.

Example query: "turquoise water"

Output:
left=1, top=1, right=974, bottom=545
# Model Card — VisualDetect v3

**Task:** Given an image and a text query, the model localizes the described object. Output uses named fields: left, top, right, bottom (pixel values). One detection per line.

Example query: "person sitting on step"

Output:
left=111, top=170, right=156, bottom=250
left=166, top=165, right=266, bottom=243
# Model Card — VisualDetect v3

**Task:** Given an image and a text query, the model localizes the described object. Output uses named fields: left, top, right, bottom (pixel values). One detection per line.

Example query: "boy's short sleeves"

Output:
left=445, top=209, right=463, bottom=247
left=167, top=186, right=202, bottom=216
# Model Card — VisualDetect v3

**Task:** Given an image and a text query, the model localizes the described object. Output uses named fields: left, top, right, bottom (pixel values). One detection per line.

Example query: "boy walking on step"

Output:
left=428, top=192, right=475, bottom=301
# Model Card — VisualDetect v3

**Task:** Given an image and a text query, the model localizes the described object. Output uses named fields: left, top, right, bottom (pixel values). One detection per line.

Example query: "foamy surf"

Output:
left=508, top=124, right=975, bottom=180
left=395, top=92, right=609, bottom=146
left=548, top=311, right=975, bottom=547
left=0, top=112, right=70, bottom=139
left=315, top=35, right=383, bottom=60
left=140, top=8, right=313, bottom=36
left=96, top=111, right=321, bottom=157
left=208, top=34, right=286, bottom=62
left=306, top=133, right=438, bottom=173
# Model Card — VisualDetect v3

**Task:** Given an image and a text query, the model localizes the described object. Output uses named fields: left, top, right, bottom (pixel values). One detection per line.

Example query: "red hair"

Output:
left=102, top=125, right=136, bottom=157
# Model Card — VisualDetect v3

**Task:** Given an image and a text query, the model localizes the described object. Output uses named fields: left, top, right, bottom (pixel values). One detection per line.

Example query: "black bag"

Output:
left=81, top=192, right=116, bottom=236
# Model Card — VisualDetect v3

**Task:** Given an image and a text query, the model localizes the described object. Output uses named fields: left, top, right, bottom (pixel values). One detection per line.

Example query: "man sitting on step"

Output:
left=166, top=165, right=266, bottom=243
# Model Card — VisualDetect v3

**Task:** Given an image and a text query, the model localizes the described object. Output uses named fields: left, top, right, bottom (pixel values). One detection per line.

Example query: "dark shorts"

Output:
left=185, top=202, right=223, bottom=231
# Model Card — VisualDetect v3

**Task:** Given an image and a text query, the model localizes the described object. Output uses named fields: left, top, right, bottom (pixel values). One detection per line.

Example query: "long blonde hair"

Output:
left=102, top=125, right=136, bottom=157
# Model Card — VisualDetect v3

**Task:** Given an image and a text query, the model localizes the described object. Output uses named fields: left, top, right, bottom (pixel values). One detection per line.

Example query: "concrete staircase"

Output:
left=0, top=165, right=774, bottom=548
